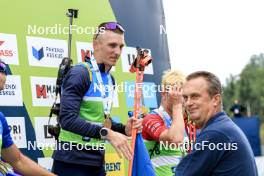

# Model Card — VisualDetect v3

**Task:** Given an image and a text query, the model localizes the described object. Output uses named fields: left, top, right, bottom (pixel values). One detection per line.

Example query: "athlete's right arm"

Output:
left=59, top=65, right=102, bottom=139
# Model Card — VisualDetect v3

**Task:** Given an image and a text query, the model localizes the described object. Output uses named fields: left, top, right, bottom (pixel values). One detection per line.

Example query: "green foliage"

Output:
left=223, top=53, right=264, bottom=122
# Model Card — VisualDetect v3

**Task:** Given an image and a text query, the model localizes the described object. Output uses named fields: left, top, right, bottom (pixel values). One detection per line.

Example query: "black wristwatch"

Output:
left=99, top=127, right=109, bottom=140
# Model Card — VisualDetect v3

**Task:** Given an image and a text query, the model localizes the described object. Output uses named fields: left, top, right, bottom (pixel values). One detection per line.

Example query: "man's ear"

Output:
left=93, top=39, right=98, bottom=51
left=213, top=94, right=221, bottom=107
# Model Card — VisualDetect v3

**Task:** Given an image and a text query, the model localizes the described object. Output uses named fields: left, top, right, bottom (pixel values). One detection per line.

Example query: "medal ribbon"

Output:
left=90, top=56, right=114, bottom=116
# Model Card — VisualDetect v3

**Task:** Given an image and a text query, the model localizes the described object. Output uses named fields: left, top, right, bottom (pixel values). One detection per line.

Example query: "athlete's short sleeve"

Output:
left=0, top=112, right=14, bottom=149
left=142, top=114, right=167, bottom=141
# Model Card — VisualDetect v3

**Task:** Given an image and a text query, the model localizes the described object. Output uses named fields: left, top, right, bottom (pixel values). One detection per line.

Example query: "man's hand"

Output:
left=106, top=130, right=133, bottom=160
left=125, top=117, right=143, bottom=136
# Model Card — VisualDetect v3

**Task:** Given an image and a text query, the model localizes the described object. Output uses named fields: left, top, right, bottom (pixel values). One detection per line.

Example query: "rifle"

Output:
left=48, top=9, right=78, bottom=139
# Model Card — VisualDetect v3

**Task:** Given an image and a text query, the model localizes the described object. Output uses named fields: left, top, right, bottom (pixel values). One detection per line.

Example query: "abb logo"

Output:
left=0, top=50, right=13, bottom=57
left=0, top=41, right=14, bottom=57
left=0, top=34, right=19, bottom=65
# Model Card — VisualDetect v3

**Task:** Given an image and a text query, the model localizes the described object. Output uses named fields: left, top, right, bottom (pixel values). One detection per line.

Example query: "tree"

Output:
left=223, top=53, right=264, bottom=122
left=222, top=74, right=239, bottom=111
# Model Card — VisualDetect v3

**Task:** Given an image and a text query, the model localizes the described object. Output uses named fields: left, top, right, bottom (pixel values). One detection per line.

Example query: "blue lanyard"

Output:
left=90, top=56, right=113, bottom=115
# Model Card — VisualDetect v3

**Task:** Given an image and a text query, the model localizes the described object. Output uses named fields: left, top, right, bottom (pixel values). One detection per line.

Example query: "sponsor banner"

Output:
left=76, top=41, right=115, bottom=71
left=124, top=81, right=158, bottom=108
left=38, top=157, right=53, bottom=172
left=121, top=46, right=153, bottom=74
left=0, top=33, right=19, bottom=65
left=6, top=117, right=27, bottom=148
left=34, top=117, right=56, bottom=147
left=105, top=153, right=125, bottom=176
left=30, top=76, right=57, bottom=106
left=26, top=36, right=67, bottom=67
left=0, top=75, right=23, bottom=106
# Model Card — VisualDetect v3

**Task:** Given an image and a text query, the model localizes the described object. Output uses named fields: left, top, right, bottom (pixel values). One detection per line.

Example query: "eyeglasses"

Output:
left=94, top=22, right=125, bottom=39
left=0, top=62, right=7, bottom=75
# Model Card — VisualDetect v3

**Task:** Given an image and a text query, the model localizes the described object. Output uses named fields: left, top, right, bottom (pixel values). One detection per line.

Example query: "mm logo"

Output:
left=32, top=46, right=44, bottom=60
left=81, top=49, right=94, bottom=62
left=0, top=40, right=14, bottom=57
left=36, top=84, right=56, bottom=99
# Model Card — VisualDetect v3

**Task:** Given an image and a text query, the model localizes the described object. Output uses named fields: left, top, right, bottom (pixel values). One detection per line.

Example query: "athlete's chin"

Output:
left=108, top=61, right=117, bottom=66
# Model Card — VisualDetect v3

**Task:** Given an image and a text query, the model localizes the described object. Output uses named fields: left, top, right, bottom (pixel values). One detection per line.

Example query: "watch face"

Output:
left=100, top=128, right=108, bottom=137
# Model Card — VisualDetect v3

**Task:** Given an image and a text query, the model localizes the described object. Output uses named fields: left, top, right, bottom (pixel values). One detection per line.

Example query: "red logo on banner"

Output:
left=0, top=40, right=14, bottom=57
left=36, top=85, right=47, bottom=98
left=36, top=84, right=56, bottom=99
left=81, top=49, right=93, bottom=62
